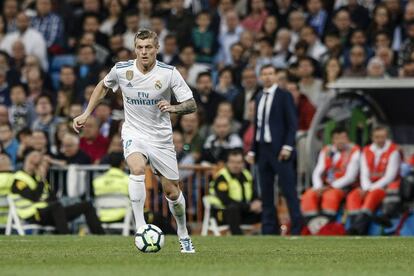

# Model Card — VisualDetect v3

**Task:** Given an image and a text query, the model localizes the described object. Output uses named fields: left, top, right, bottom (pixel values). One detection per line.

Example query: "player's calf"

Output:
left=161, top=179, right=181, bottom=201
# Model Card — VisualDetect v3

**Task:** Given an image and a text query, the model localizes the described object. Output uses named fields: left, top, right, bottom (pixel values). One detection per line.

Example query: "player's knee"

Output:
left=164, top=186, right=180, bottom=201
left=129, top=166, right=145, bottom=175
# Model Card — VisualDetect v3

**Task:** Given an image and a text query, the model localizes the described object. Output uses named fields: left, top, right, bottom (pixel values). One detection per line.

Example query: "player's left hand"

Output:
left=157, top=100, right=175, bottom=113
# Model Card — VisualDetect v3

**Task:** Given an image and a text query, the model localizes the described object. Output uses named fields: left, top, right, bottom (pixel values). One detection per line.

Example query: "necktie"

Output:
left=259, top=92, right=269, bottom=143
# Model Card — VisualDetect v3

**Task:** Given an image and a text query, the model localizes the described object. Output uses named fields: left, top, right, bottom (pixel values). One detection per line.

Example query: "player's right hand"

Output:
left=72, top=113, right=89, bottom=133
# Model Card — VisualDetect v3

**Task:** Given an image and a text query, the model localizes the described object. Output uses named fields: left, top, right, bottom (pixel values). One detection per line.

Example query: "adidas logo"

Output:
left=127, top=82, right=133, bottom=87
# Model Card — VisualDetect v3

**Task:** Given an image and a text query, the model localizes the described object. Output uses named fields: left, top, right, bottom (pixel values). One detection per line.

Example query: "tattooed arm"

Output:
left=157, top=98, right=197, bottom=115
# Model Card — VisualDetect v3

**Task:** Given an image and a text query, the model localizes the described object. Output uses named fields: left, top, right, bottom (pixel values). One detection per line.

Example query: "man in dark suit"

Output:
left=247, top=64, right=303, bottom=235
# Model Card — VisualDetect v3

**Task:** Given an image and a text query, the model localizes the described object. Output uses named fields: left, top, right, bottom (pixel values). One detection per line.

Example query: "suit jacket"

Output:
left=251, top=87, right=297, bottom=159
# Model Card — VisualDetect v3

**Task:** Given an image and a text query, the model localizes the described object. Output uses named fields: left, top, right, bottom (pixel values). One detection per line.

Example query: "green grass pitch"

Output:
left=1, top=236, right=413, bottom=276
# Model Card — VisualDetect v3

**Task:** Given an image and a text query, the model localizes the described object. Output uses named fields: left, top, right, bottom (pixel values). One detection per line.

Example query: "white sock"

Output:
left=129, top=174, right=146, bottom=230
left=166, top=192, right=189, bottom=239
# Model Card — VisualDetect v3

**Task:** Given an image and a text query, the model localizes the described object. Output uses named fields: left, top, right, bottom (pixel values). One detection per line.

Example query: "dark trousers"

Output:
left=29, top=201, right=104, bottom=234
left=223, top=203, right=261, bottom=235
left=258, top=143, right=303, bottom=235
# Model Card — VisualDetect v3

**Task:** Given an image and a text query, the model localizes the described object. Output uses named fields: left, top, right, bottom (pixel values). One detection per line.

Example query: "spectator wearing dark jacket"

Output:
left=193, top=72, right=226, bottom=125
left=201, top=116, right=243, bottom=165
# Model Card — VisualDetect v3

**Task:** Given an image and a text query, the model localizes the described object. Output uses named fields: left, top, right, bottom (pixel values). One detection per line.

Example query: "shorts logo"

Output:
left=124, top=139, right=132, bottom=155
left=125, top=139, right=132, bottom=149
left=126, top=70, right=134, bottom=81
left=155, top=80, right=162, bottom=90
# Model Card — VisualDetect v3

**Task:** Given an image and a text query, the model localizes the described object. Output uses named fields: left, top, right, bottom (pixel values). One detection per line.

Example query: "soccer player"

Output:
left=73, top=29, right=196, bottom=253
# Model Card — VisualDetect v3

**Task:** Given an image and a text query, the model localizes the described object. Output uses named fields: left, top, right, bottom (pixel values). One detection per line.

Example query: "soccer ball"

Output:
left=134, top=224, right=165, bottom=253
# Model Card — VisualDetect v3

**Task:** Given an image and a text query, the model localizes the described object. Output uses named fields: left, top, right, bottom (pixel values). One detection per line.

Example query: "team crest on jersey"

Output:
left=155, top=80, right=162, bottom=90
left=126, top=70, right=134, bottom=81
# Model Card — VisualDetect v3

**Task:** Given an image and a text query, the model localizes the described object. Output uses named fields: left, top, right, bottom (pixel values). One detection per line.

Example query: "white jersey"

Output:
left=104, top=59, right=193, bottom=145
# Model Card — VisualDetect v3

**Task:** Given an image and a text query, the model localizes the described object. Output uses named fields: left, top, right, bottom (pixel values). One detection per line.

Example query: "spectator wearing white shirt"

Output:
left=298, top=57, right=324, bottom=108
left=99, top=0, right=124, bottom=36
left=150, top=16, right=168, bottom=54
left=367, top=57, right=388, bottom=78
left=288, top=10, right=306, bottom=52
left=273, top=28, right=293, bottom=69
left=0, top=12, right=48, bottom=71
left=375, top=45, right=398, bottom=77
left=216, top=10, right=244, bottom=67
left=255, top=38, right=278, bottom=76
left=300, top=25, right=327, bottom=61
left=137, top=0, right=153, bottom=29
left=122, top=11, right=140, bottom=52
left=178, top=45, right=210, bottom=88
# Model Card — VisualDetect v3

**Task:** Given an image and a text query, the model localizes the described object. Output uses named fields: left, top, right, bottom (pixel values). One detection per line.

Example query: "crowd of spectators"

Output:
left=1, top=0, right=414, bottom=182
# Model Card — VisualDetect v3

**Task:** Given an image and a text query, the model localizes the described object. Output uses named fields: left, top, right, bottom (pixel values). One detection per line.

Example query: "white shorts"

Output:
left=122, top=135, right=179, bottom=180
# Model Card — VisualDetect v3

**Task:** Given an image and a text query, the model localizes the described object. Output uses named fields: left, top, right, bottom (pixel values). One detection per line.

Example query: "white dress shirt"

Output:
left=123, top=30, right=136, bottom=51
left=256, top=84, right=277, bottom=143
left=360, top=140, right=401, bottom=191
left=248, top=84, right=292, bottom=156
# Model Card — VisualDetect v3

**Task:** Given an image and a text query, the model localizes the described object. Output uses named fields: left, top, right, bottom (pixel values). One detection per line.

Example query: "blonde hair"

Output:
left=134, top=29, right=159, bottom=47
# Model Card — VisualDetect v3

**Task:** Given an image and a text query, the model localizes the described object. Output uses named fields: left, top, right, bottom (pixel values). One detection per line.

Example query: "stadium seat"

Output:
left=201, top=196, right=259, bottom=236
left=50, top=54, right=76, bottom=72
left=367, top=216, right=402, bottom=235
left=94, top=194, right=133, bottom=236
left=399, top=212, right=414, bottom=236
left=49, top=54, right=76, bottom=90
left=5, top=195, right=55, bottom=236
